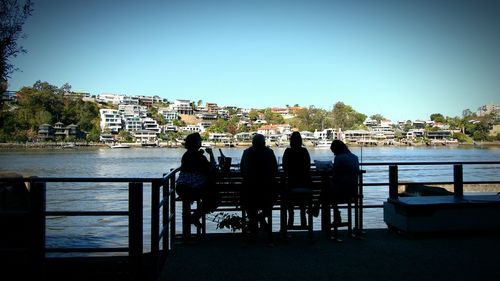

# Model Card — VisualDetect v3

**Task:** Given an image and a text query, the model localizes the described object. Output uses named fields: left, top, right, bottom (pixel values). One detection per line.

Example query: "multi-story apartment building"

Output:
left=427, top=130, right=453, bottom=139
left=217, top=109, right=229, bottom=119
left=314, top=128, right=340, bottom=140
left=134, top=130, right=158, bottom=144
left=477, top=104, right=500, bottom=121
left=158, top=108, right=179, bottom=121
left=174, top=99, right=193, bottom=115
left=370, top=125, right=395, bottom=139
left=124, top=117, right=142, bottom=131
left=257, top=125, right=279, bottom=135
left=97, top=93, right=124, bottom=105
left=122, top=96, right=139, bottom=105
left=271, top=107, right=289, bottom=115
left=163, top=124, right=178, bottom=132
left=406, top=129, right=425, bottom=139
left=180, top=124, right=202, bottom=133
left=343, top=130, right=372, bottom=142
left=138, top=96, right=153, bottom=108
left=38, top=123, right=85, bottom=140
left=208, top=133, right=232, bottom=143
left=99, top=109, right=122, bottom=133
left=142, top=117, right=160, bottom=133
left=412, top=121, right=426, bottom=129
left=118, top=104, right=147, bottom=119
left=206, top=102, right=218, bottom=113
left=363, top=118, right=378, bottom=127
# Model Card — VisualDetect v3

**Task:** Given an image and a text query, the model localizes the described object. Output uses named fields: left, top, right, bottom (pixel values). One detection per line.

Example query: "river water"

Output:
left=1, top=146, right=499, bottom=254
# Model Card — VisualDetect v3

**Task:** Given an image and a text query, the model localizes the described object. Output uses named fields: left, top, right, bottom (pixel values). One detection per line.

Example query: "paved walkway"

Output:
left=159, top=229, right=500, bottom=281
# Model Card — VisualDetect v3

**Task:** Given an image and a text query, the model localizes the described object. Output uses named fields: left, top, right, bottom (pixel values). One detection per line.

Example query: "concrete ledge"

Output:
left=384, top=195, right=500, bottom=233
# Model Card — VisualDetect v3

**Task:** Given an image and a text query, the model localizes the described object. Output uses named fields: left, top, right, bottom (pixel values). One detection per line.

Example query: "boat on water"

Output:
left=109, top=144, right=131, bottom=149
left=61, top=143, right=76, bottom=149
left=315, top=139, right=332, bottom=148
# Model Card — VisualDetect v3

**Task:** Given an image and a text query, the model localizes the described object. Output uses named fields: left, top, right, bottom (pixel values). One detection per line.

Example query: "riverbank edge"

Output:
left=1, top=141, right=500, bottom=149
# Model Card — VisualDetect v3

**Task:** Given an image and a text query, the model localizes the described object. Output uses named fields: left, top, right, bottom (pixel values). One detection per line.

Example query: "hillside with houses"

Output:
left=1, top=82, right=499, bottom=147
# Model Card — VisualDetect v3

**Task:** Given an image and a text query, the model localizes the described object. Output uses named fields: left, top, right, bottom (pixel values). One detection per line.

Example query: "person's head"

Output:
left=184, top=133, right=202, bottom=150
left=252, top=134, right=266, bottom=148
left=330, top=139, right=350, bottom=155
left=289, top=131, right=302, bottom=149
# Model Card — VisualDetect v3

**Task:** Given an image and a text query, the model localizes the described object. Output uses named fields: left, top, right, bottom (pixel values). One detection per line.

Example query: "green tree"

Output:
left=331, top=102, right=366, bottom=130
left=263, top=108, right=285, bottom=124
left=117, top=130, right=133, bottom=142
left=148, top=106, right=167, bottom=125
left=370, top=114, right=385, bottom=123
left=430, top=113, right=446, bottom=123
left=87, top=126, right=101, bottom=142
left=248, top=109, right=260, bottom=121
left=172, top=118, right=186, bottom=127
left=453, top=132, right=472, bottom=144
left=0, top=81, right=100, bottom=141
left=1, top=0, right=34, bottom=87
left=207, top=119, right=229, bottom=133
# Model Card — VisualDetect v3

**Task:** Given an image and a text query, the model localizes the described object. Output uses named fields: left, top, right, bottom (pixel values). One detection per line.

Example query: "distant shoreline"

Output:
left=0, top=141, right=499, bottom=150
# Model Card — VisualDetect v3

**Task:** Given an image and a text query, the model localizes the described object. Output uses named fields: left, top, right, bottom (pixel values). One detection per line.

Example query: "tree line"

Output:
left=1, top=81, right=498, bottom=143
left=0, top=81, right=101, bottom=142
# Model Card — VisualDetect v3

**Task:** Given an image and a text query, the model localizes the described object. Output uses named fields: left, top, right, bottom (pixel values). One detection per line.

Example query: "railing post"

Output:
left=320, top=173, right=331, bottom=233
left=151, top=181, right=160, bottom=275
left=162, top=176, right=169, bottom=254
left=453, top=164, right=464, bottom=198
left=170, top=170, right=176, bottom=244
left=356, top=170, right=365, bottom=236
left=29, top=180, right=45, bottom=277
left=389, top=165, right=399, bottom=199
left=129, top=182, right=143, bottom=280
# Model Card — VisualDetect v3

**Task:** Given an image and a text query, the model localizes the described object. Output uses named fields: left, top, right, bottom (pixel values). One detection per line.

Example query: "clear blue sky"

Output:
left=8, top=0, right=500, bottom=121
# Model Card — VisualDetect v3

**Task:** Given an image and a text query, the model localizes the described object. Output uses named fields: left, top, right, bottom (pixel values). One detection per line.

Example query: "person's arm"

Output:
left=204, top=147, right=216, bottom=169
left=270, top=150, right=278, bottom=175
left=304, top=148, right=311, bottom=172
left=240, top=150, right=247, bottom=177
left=282, top=148, right=290, bottom=175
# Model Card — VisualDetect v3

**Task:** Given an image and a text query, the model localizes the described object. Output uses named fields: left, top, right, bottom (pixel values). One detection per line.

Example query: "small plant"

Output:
left=211, top=212, right=247, bottom=233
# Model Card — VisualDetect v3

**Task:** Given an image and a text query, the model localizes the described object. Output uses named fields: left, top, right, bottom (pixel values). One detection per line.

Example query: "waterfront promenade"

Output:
left=159, top=229, right=500, bottom=281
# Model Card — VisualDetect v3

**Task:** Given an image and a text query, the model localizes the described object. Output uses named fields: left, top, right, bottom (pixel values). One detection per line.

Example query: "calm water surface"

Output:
left=1, top=146, right=499, bottom=254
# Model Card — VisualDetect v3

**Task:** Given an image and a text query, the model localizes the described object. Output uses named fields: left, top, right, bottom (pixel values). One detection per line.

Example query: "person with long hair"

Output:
left=329, top=139, right=360, bottom=225
left=177, top=133, right=218, bottom=228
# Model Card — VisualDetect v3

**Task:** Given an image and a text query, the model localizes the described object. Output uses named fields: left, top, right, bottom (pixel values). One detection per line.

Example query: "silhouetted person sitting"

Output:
left=328, top=140, right=359, bottom=225
left=282, top=131, right=312, bottom=227
left=240, top=134, right=278, bottom=240
left=177, top=133, right=218, bottom=228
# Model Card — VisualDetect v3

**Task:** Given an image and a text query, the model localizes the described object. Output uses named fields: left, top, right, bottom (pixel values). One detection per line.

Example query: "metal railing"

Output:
left=1, top=161, right=499, bottom=278
left=1, top=176, right=174, bottom=280
left=359, top=161, right=500, bottom=201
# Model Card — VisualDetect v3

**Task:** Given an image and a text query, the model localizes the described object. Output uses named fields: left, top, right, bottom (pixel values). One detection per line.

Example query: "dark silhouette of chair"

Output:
left=181, top=197, right=206, bottom=241
left=280, top=184, right=314, bottom=241
left=326, top=194, right=356, bottom=241
left=323, top=171, right=363, bottom=241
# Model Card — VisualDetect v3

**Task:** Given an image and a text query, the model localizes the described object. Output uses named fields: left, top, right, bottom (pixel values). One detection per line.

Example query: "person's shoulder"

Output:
left=265, top=146, right=276, bottom=153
